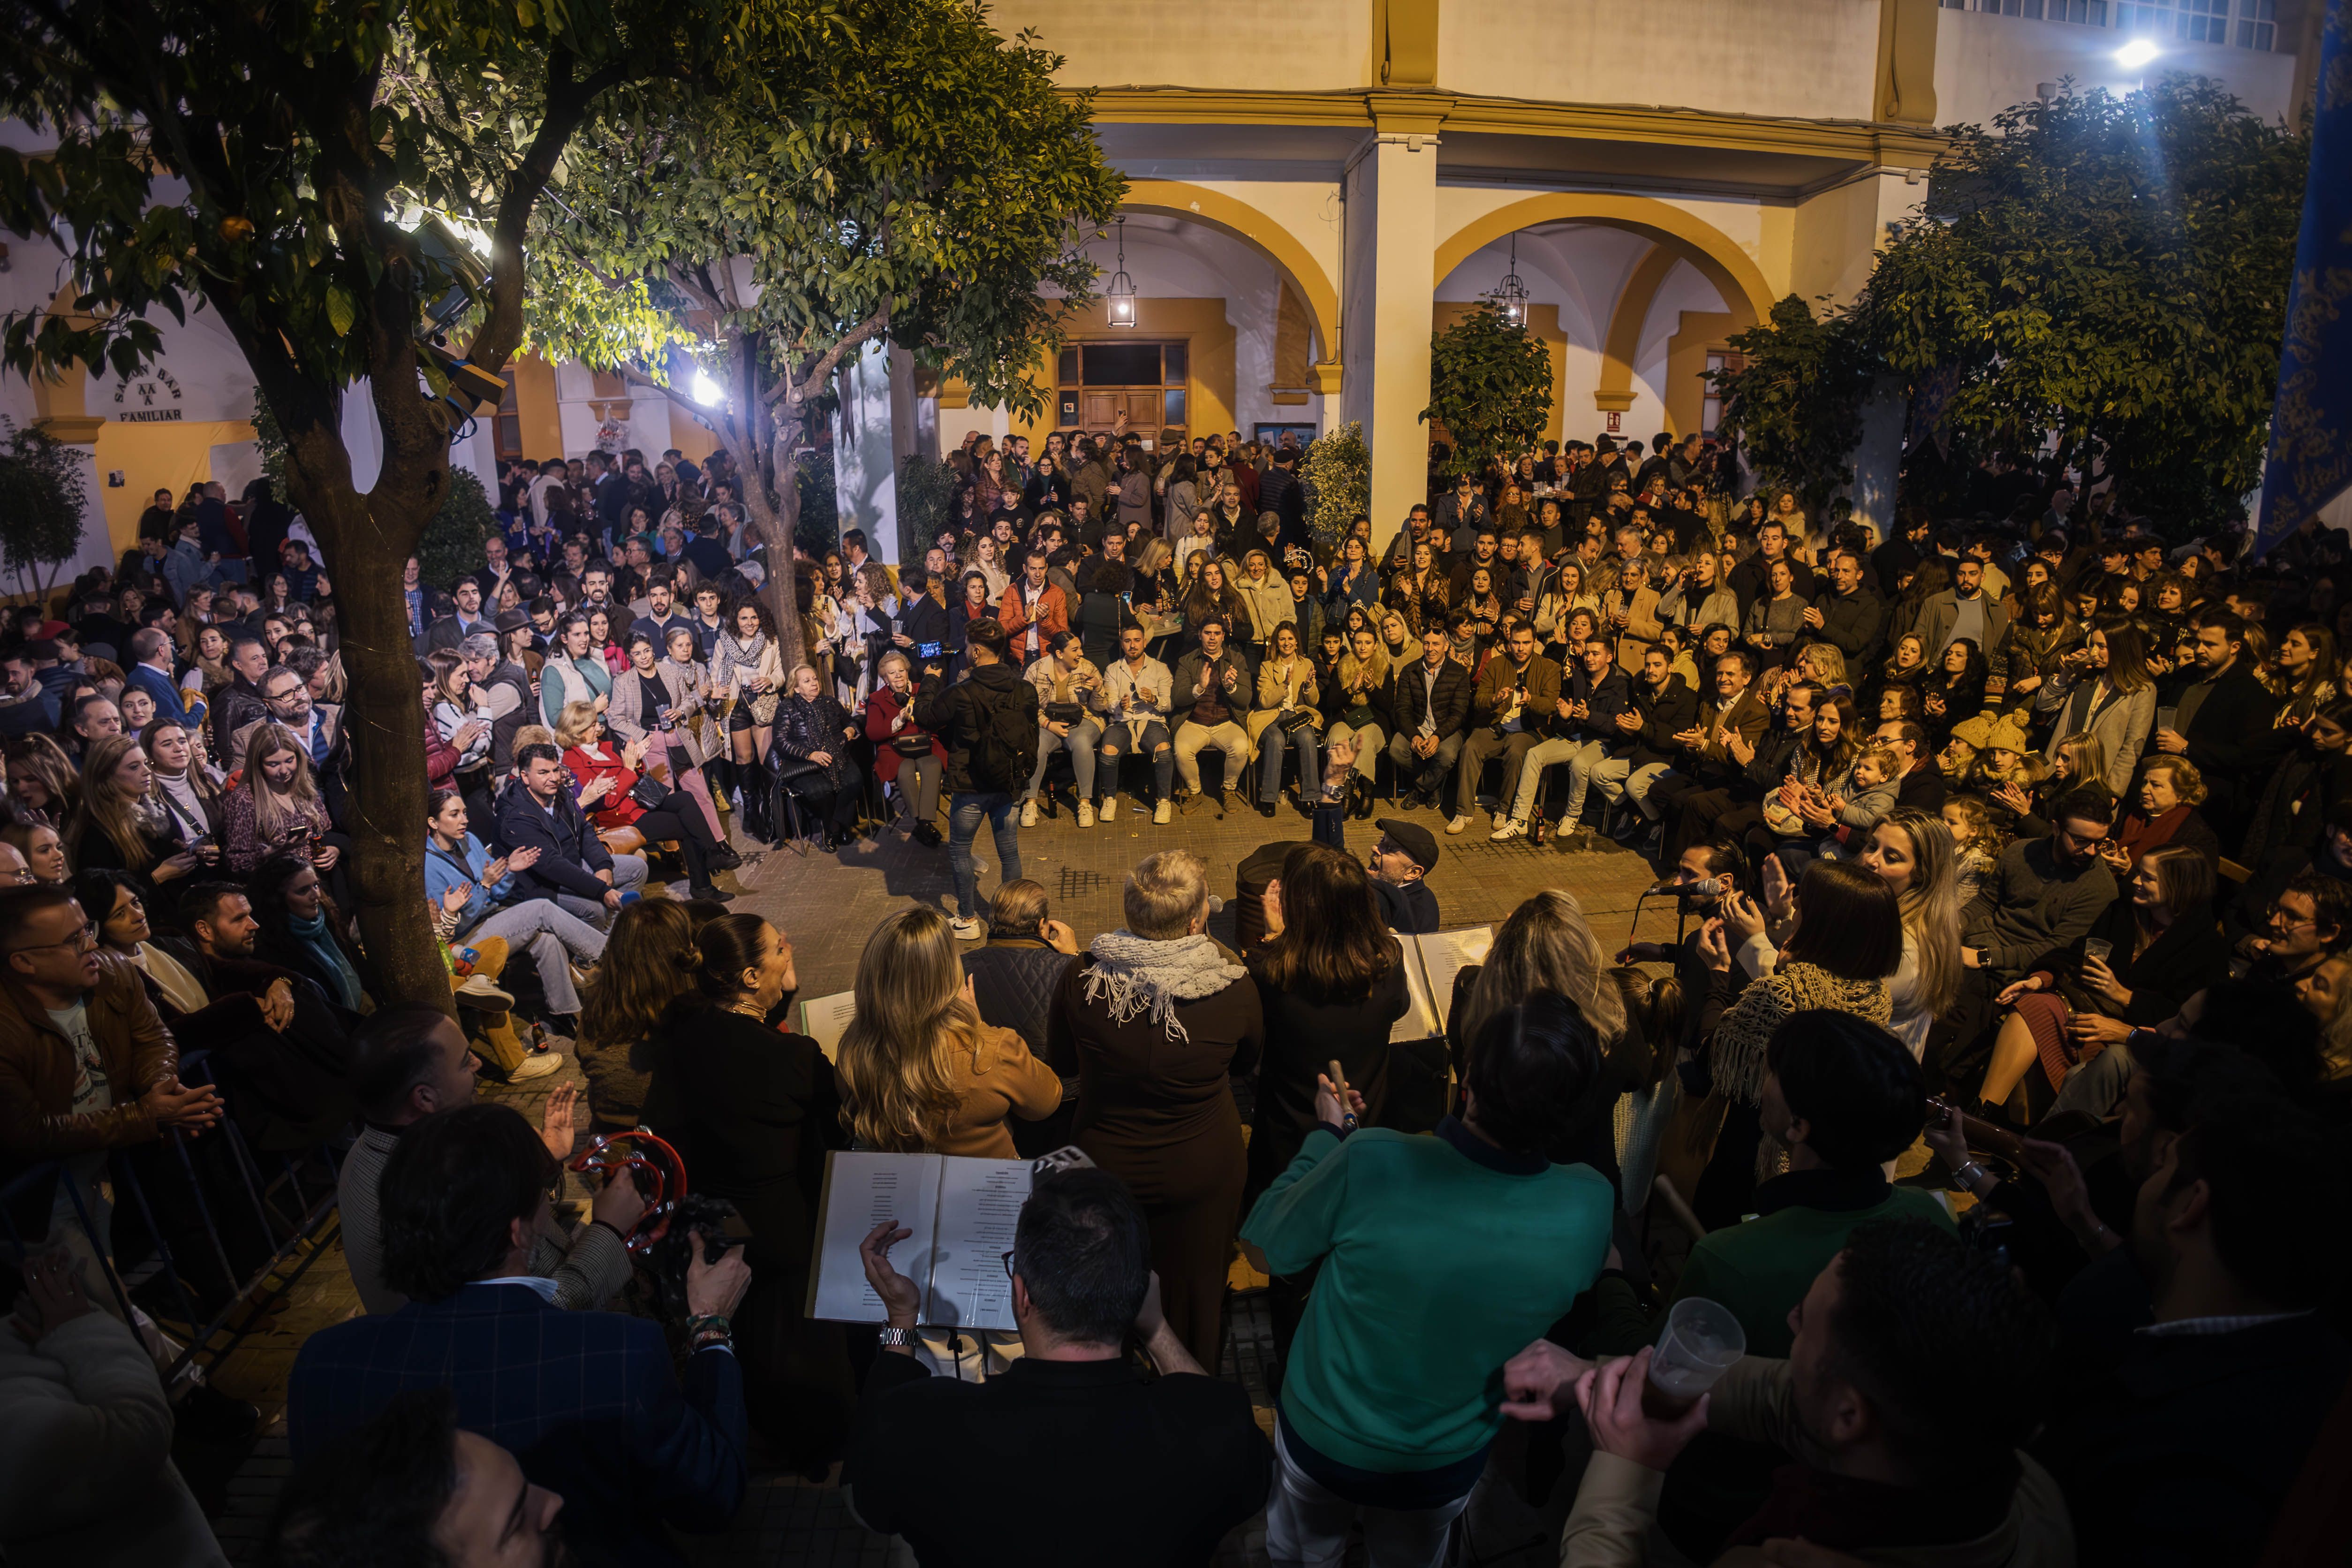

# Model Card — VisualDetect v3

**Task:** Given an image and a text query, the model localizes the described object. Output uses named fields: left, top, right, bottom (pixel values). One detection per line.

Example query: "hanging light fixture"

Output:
left=1492, top=233, right=1528, bottom=327
left=1106, top=220, right=1137, bottom=327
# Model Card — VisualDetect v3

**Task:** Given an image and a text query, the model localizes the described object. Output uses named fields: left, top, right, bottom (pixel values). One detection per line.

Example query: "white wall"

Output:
left=1933, top=8, right=2300, bottom=126
left=1441, top=0, right=1883, bottom=122
left=993, top=0, right=1376, bottom=93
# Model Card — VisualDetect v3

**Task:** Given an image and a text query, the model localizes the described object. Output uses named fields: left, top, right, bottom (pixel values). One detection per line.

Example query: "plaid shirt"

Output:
left=288, top=1281, right=746, bottom=1565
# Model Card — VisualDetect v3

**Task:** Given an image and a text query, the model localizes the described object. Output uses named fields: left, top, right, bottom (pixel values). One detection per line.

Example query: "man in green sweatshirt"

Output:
left=1240, top=992, right=1616, bottom=1567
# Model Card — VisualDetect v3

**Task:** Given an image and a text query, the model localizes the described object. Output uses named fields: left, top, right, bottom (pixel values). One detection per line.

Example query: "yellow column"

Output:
left=1342, top=102, right=1444, bottom=540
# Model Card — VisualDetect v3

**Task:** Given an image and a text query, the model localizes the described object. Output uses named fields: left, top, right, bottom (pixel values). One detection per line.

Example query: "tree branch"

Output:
left=770, top=303, right=892, bottom=408
left=463, top=48, right=639, bottom=374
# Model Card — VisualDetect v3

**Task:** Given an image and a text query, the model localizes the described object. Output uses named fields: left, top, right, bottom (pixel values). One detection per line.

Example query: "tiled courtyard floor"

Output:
left=198, top=790, right=1692, bottom=1564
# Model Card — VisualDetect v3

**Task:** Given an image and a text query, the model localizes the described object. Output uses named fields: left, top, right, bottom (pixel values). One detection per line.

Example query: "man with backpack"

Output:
left=915, top=616, right=1042, bottom=940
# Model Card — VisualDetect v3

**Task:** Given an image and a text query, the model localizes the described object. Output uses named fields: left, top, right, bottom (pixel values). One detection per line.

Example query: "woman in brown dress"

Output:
left=1048, top=848, right=1263, bottom=1369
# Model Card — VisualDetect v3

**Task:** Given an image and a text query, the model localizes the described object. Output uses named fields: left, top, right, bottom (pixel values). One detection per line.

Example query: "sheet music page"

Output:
left=921, top=1158, right=1034, bottom=1333
left=1391, top=932, right=1444, bottom=1042
left=807, top=1151, right=942, bottom=1322
left=1387, top=925, right=1496, bottom=1042
left=798, top=991, right=857, bottom=1063
left=1421, top=925, right=1495, bottom=1035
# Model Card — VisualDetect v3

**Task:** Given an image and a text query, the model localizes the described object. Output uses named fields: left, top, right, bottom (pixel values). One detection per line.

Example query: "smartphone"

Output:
left=917, top=641, right=945, bottom=661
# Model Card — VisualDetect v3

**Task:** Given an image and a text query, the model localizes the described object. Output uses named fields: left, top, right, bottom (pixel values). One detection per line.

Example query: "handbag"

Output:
left=1276, top=707, right=1316, bottom=735
left=628, top=775, right=677, bottom=811
left=1044, top=701, right=1084, bottom=725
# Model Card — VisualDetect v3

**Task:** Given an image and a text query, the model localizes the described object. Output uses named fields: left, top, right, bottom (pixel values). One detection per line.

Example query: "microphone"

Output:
left=1666, top=877, right=1724, bottom=901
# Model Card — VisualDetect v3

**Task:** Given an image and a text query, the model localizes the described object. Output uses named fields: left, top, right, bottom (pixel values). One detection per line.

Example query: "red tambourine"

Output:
left=567, top=1127, right=687, bottom=1254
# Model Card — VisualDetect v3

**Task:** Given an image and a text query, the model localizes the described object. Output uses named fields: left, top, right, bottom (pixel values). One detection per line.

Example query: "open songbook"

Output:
left=1389, top=924, right=1496, bottom=1043
left=805, top=1151, right=1034, bottom=1330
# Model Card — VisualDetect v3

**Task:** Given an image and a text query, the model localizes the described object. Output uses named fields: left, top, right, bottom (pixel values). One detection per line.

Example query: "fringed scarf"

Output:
left=1082, top=930, right=1246, bottom=1042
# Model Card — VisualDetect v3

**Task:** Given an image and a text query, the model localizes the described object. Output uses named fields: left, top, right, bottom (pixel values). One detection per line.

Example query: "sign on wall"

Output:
left=111, top=368, right=187, bottom=423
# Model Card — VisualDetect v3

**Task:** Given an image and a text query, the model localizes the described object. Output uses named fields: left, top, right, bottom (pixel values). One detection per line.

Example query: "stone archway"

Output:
left=1120, top=180, right=1343, bottom=394
left=1436, top=194, right=1773, bottom=439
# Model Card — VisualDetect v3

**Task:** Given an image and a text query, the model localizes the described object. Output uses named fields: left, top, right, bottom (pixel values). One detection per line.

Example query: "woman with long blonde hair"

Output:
left=835, top=905, right=1060, bottom=1158
left=65, top=734, right=198, bottom=881
left=1855, top=806, right=1961, bottom=1061
left=1452, top=890, right=1629, bottom=1076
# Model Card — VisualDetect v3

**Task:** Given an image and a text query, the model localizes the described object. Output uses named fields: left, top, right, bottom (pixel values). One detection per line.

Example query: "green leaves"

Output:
left=1862, top=76, right=2306, bottom=531
left=1423, top=303, right=1554, bottom=479
left=1709, top=295, right=1877, bottom=516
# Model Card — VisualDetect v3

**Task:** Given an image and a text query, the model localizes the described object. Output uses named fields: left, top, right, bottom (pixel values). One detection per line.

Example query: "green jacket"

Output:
left=1241, top=1117, right=1613, bottom=1475
left=1673, top=1168, right=1957, bottom=1359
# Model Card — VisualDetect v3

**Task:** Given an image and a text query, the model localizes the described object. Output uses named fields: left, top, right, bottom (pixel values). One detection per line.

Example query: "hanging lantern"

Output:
left=1106, top=219, right=1136, bottom=327
left=1491, top=233, right=1528, bottom=327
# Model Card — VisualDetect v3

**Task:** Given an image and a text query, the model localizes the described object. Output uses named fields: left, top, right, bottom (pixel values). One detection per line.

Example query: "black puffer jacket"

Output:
left=914, top=661, right=1040, bottom=795
left=961, top=939, right=1076, bottom=1058
left=772, top=691, right=859, bottom=793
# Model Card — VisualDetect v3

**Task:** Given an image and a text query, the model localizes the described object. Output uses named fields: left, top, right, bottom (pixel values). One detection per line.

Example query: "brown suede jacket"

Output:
left=0, top=949, right=179, bottom=1162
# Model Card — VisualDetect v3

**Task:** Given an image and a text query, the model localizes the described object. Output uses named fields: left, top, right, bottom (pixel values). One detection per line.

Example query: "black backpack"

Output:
left=965, top=679, right=1035, bottom=794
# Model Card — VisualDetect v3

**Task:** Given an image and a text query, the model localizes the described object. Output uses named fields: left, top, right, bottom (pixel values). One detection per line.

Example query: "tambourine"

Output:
left=567, top=1127, right=687, bottom=1254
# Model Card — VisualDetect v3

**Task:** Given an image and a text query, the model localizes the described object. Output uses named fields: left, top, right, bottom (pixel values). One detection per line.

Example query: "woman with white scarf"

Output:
left=1046, top=848, right=1263, bottom=1371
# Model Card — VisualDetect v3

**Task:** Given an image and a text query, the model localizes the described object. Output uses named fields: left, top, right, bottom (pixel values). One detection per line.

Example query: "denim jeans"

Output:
left=1028, top=717, right=1102, bottom=799
left=460, top=898, right=608, bottom=1014
left=552, top=853, right=646, bottom=929
left=1265, top=1421, right=1470, bottom=1568
left=1099, top=720, right=1175, bottom=801
left=1257, top=719, right=1319, bottom=803
left=1387, top=730, right=1463, bottom=797
left=947, top=791, right=1021, bottom=919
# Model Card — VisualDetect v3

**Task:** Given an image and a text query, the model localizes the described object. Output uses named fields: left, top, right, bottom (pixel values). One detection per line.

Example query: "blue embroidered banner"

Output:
left=2253, top=0, right=2352, bottom=563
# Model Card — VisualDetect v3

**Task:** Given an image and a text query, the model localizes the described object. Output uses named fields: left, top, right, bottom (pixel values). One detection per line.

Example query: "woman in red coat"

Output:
left=864, top=650, right=945, bottom=845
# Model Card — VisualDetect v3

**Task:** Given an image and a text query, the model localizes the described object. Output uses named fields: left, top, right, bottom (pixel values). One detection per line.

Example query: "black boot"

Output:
left=741, top=761, right=776, bottom=845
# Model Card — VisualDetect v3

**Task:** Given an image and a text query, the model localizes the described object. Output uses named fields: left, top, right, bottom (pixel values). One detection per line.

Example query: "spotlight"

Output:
left=690, top=371, right=724, bottom=407
left=2115, top=38, right=2160, bottom=68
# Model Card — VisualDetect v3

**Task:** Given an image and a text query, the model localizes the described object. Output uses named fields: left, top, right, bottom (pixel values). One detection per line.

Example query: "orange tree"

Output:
left=0, top=0, right=825, bottom=1005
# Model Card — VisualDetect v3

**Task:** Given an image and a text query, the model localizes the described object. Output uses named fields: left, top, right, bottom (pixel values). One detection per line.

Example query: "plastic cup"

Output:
left=1643, top=1296, right=1746, bottom=1418
left=2156, top=706, right=2178, bottom=735
left=2082, top=938, right=2113, bottom=964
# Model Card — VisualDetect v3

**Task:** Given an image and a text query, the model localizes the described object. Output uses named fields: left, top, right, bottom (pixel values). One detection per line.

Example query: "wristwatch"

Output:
left=876, top=1326, right=917, bottom=1348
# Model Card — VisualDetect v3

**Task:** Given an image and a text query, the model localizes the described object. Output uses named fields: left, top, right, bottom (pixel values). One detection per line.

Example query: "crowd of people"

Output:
left=0, top=424, right=2348, bottom=1568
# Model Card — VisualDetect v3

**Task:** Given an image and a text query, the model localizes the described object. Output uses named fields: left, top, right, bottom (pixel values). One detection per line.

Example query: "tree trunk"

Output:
left=281, top=421, right=453, bottom=1016
left=740, top=416, right=808, bottom=673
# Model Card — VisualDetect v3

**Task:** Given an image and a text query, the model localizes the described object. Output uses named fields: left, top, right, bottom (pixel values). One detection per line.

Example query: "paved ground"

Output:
left=734, top=784, right=1691, bottom=1000
left=197, top=789, right=1693, bottom=1565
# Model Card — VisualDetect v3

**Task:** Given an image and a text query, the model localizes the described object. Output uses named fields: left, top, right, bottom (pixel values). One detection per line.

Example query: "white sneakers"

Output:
left=1078, top=800, right=1096, bottom=828
left=508, top=1052, right=563, bottom=1080
left=1020, top=798, right=1039, bottom=827
left=1446, top=815, right=1472, bottom=835
left=1099, top=795, right=1118, bottom=821
left=1492, top=811, right=1508, bottom=830
left=1490, top=818, right=1526, bottom=841
left=951, top=917, right=985, bottom=940
left=1154, top=800, right=1172, bottom=824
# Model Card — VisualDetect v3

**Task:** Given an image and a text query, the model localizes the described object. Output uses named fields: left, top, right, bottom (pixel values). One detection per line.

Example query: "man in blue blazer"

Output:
left=287, top=1104, right=749, bottom=1566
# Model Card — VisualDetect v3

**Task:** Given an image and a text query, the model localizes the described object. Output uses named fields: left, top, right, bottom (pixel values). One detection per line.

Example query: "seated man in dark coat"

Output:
left=845, top=1167, right=1269, bottom=1567
left=286, top=1103, right=750, bottom=1568
left=2035, top=1092, right=2351, bottom=1568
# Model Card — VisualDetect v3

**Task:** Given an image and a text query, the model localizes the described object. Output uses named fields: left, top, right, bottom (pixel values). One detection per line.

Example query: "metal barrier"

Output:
left=1, top=1048, right=346, bottom=1379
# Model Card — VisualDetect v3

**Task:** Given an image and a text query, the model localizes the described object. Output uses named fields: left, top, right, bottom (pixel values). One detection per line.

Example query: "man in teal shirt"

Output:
left=1241, top=993, right=1616, bottom=1567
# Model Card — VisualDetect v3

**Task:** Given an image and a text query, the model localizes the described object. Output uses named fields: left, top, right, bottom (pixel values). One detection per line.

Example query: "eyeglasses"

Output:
left=6, top=920, right=97, bottom=956
left=1000, top=1249, right=1017, bottom=1282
